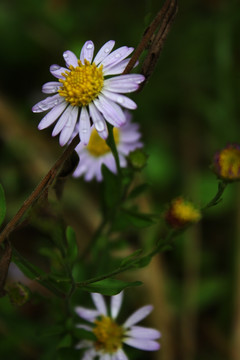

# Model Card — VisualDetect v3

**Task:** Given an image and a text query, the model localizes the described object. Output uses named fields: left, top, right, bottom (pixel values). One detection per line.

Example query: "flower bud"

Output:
left=128, top=149, right=148, bottom=170
left=6, top=282, right=29, bottom=306
left=213, top=144, right=240, bottom=181
left=165, top=197, right=201, bottom=229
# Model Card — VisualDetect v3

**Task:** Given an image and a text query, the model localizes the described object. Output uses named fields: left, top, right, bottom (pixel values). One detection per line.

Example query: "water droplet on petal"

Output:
left=95, top=120, right=105, bottom=132
left=51, top=64, right=61, bottom=71
left=117, top=96, right=123, bottom=103
left=104, top=48, right=110, bottom=53
left=81, top=128, right=88, bottom=133
left=63, top=52, right=68, bottom=59
left=115, top=53, right=121, bottom=58
left=40, top=104, right=48, bottom=111
left=86, top=43, right=93, bottom=49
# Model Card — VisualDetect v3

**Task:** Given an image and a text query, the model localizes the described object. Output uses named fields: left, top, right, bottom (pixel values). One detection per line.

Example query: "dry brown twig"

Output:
left=0, top=0, right=178, bottom=247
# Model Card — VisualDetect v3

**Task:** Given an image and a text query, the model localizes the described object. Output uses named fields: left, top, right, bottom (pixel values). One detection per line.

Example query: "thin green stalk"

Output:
left=202, top=180, right=228, bottom=211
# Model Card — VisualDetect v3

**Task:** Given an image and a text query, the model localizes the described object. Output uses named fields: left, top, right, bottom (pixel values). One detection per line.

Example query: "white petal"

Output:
left=89, top=102, right=108, bottom=139
left=95, top=95, right=126, bottom=126
left=59, top=106, right=78, bottom=146
left=91, top=293, right=107, bottom=315
left=75, top=340, right=93, bottom=349
left=125, top=326, right=161, bottom=340
left=94, top=40, right=115, bottom=65
left=82, top=348, right=97, bottom=360
left=32, top=94, right=63, bottom=113
left=42, top=81, right=61, bottom=94
left=115, top=349, right=128, bottom=360
left=123, top=305, right=153, bottom=328
left=103, top=82, right=139, bottom=94
left=38, top=102, right=67, bottom=130
left=123, top=337, right=160, bottom=351
left=50, top=64, right=68, bottom=79
left=100, top=354, right=111, bottom=360
left=52, top=105, right=71, bottom=136
left=63, top=50, right=79, bottom=68
left=80, top=40, right=95, bottom=63
left=101, top=90, right=137, bottom=110
left=110, top=292, right=123, bottom=319
left=76, top=324, right=93, bottom=332
left=106, top=74, right=145, bottom=84
left=103, top=59, right=130, bottom=76
left=101, top=47, right=134, bottom=69
left=75, top=306, right=100, bottom=322
left=79, top=107, right=91, bottom=145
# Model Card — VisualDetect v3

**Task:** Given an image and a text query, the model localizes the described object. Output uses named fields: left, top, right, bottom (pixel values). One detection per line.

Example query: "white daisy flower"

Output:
left=72, top=111, right=143, bottom=181
left=75, top=291, right=161, bottom=360
left=32, top=40, right=145, bottom=146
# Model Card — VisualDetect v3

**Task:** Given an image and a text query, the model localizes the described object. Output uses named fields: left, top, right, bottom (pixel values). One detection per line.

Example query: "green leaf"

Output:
left=82, top=278, right=142, bottom=296
left=0, top=184, right=6, bottom=226
left=134, top=255, right=152, bottom=268
left=120, top=249, right=142, bottom=267
left=113, top=209, right=156, bottom=230
left=102, top=165, right=122, bottom=209
left=57, top=334, right=72, bottom=349
left=66, top=226, right=78, bottom=264
left=128, top=183, right=149, bottom=200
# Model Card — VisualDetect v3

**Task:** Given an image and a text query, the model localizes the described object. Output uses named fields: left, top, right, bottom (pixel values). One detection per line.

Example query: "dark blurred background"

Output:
left=0, top=0, right=240, bottom=359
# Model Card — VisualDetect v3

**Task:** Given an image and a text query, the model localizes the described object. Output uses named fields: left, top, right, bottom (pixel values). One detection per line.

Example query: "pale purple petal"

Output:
left=38, top=102, right=67, bottom=130
left=95, top=95, right=126, bottom=126
left=42, top=81, right=61, bottom=94
left=84, top=165, right=98, bottom=182
left=100, top=354, right=111, bottom=360
left=103, top=82, right=139, bottom=94
left=119, top=154, right=127, bottom=168
left=123, top=337, right=160, bottom=351
left=104, top=154, right=117, bottom=174
left=52, top=105, right=71, bottom=136
left=103, top=59, right=130, bottom=76
left=59, top=106, right=78, bottom=146
left=63, top=50, right=79, bottom=68
left=123, top=305, right=153, bottom=328
left=111, top=291, right=123, bottom=319
left=125, top=326, right=161, bottom=340
left=50, top=64, right=68, bottom=79
left=94, top=40, right=115, bottom=66
left=115, top=349, right=128, bottom=360
left=101, top=90, right=137, bottom=110
left=75, top=306, right=100, bottom=322
left=106, top=74, right=145, bottom=85
left=101, top=47, right=134, bottom=69
left=89, top=103, right=108, bottom=139
left=79, top=107, right=91, bottom=145
left=91, top=293, right=107, bottom=315
left=80, top=41, right=94, bottom=63
left=82, top=348, right=97, bottom=360
left=76, top=324, right=93, bottom=332
left=32, top=94, right=63, bottom=113
left=75, top=340, right=93, bottom=350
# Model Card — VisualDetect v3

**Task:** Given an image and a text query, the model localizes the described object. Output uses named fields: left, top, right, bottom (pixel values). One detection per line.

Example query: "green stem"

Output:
left=106, top=123, right=122, bottom=177
left=202, top=180, right=228, bottom=211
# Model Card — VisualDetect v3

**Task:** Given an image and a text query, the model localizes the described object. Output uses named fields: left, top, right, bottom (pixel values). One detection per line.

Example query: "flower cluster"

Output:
left=165, top=197, right=201, bottom=229
left=73, top=111, right=143, bottom=181
left=75, top=291, right=161, bottom=360
left=32, top=40, right=144, bottom=146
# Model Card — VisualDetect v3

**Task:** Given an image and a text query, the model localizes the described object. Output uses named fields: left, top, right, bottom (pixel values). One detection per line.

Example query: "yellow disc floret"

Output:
left=93, top=316, right=124, bottom=354
left=87, top=128, right=120, bottom=157
left=165, top=197, right=201, bottom=229
left=58, top=60, right=104, bottom=106
left=218, top=146, right=240, bottom=180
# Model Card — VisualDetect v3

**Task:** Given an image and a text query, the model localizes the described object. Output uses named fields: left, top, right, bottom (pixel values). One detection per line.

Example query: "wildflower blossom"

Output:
left=213, top=144, right=240, bottom=181
left=75, top=291, right=161, bottom=359
left=165, top=197, right=201, bottom=229
left=32, top=40, right=145, bottom=146
left=73, top=111, right=143, bottom=181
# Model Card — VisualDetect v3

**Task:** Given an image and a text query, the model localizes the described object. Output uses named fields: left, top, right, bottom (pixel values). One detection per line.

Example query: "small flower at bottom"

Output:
left=32, top=40, right=144, bottom=147
left=165, top=197, right=201, bottom=229
left=73, top=112, right=143, bottom=181
left=75, top=291, right=161, bottom=360
left=213, top=144, right=240, bottom=181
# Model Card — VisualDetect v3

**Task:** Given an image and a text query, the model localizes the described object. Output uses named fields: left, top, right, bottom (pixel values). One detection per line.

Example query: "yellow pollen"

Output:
left=87, top=128, right=120, bottom=157
left=219, top=148, right=240, bottom=180
left=58, top=59, right=104, bottom=106
left=93, top=316, right=124, bottom=354
left=172, top=198, right=201, bottom=223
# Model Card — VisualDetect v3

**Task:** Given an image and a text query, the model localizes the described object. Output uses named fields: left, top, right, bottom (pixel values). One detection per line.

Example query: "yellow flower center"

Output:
left=58, top=60, right=104, bottom=106
left=93, top=316, right=124, bottom=354
left=218, top=148, right=240, bottom=180
left=87, top=128, right=120, bottom=157
left=172, top=199, right=201, bottom=223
